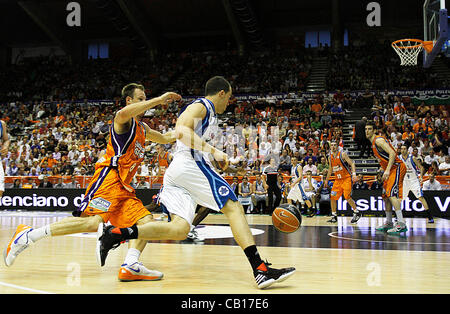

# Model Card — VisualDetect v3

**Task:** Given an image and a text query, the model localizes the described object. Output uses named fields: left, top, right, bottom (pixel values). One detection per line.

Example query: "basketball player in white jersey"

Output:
left=400, top=144, right=434, bottom=223
left=0, top=120, right=11, bottom=205
left=97, top=76, right=295, bottom=289
left=287, top=157, right=314, bottom=216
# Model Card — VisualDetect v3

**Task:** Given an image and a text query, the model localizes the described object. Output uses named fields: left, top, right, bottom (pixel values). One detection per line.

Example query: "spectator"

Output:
left=250, top=159, right=263, bottom=175
left=5, top=161, right=19, bottom=176
left=38, top=175, right=53, bottom=188
left=303, top=158, right=318, bottom=175
left=53, top=177, right=65, bottom=188
left=370, top=170, right=384, bottom=190
left=283, top=132, right=296, bottom=151
left=303, top=149, right=318, bottom=164
left=238, top=176, right=254, bottom=213
left=12, top=178, right=21, bottom=188
left=21, top=178, right=36, bottom=189
left=278, top=149, right=291, bottom=171
left=230, top=176, right=239, bottom=195
left=252, top=172, right=268, bottom=214
left=428, top=161, right=441, bottom=175
left=227, top=151, right=244, bottom=176
left=423, top=173, right=442, bottom=190
left=424, top=150, right=439, bottom=167
left=28, top=167, right=39, bottom=176
left=438, top=155, right=450, bottom=175
left=316, top=156, right=329, bottom=173
left=135, top=176, right=150, bottom=189
left=353, top=174, right=369, bottom=190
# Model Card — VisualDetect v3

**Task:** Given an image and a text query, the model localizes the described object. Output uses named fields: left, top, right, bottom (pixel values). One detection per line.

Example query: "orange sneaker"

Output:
left=118, top=262, right=164, bottom=282
left=3, top=224, right=33, bottom=267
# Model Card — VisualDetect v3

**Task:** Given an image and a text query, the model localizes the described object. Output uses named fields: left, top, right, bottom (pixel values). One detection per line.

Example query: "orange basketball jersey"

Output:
left=371, top=135, right=402, bottom=170
left=330, top=151, right=351, bottom=180
left=95, top=117, right=147, bottom=192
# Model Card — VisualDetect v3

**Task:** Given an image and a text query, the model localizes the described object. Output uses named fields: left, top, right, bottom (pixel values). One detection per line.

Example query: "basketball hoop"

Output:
left=391, top=39, right=434, bottom=66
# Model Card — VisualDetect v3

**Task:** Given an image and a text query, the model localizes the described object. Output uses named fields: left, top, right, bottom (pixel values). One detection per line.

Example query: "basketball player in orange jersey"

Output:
left=4, top=83, right=181, bottom=281
left=323, top=140, right=360, bottom=223
left=365, top=120, right=407, bottom=235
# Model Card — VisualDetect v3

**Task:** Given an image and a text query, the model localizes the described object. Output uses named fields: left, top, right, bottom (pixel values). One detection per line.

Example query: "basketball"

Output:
left=272, top=204, right=302, bottom=233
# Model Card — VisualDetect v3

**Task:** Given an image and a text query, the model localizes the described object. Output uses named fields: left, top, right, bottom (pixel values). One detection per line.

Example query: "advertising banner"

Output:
left=336, top=190, right=450, bottom=218
left=0, top=189, right=159, bottom=212
left=1, top=189, right=448, bottom=218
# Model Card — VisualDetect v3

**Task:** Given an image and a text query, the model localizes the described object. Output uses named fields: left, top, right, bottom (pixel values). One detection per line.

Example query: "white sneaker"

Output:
left=186, top=229, right=205, bottom=242
left=3, top=224, right=34, bottom=267
left=118, top=262, right=164, bottom=281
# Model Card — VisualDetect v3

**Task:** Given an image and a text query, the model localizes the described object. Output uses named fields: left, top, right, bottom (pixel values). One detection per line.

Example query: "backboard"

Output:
left=423, top=0, right=448, bottom=67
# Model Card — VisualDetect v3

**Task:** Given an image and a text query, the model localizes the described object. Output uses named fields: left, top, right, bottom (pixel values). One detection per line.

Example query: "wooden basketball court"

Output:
left=0, top=211, right=449, bottom=294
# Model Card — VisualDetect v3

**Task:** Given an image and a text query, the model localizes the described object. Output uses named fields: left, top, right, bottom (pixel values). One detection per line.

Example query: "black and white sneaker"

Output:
left=327, top=215, right=337, bottom=223
left=96, top=223, right=125, bottom=267
left=254, top=261, right=296, bottom=289
left=350, top=211, right=362, bottom=223
left=186, top=229, right=205, bottom=242
left=306, top=208, right=316, bottom=218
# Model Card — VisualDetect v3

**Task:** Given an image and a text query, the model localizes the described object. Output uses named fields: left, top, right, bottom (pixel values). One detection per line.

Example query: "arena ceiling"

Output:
left=0, top=0, right=424, bottom=52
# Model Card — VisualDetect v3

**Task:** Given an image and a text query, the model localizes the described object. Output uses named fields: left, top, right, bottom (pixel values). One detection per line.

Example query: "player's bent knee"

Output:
left=170, top=216, right=191, bottom=240
left=136, top=214, right=154, bottom=225
left=85, top=215, right=104, bottom=232
left=221, top=199, right=243, bottom=216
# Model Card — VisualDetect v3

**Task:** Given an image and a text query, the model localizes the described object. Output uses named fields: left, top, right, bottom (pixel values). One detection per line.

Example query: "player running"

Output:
left=96, top=76, right=296, bottom=289
left=4, top=84, right=180, bottom=281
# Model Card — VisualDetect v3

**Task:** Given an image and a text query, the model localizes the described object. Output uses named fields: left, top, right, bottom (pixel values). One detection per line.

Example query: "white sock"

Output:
left=394, top=209, right=405, bottom=224
left=385, top=211, right=393, bottom=223
left=28, top=225, right=51, bottom=242
left=124, top=248, right=141, bottom=265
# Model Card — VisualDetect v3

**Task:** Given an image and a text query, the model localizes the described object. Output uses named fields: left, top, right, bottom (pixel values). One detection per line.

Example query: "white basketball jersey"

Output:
left=400, top=154, right=420, bottom=181
left=175, top=97, right=218, bottom=162
left=291, top=164, right=302, bottom=179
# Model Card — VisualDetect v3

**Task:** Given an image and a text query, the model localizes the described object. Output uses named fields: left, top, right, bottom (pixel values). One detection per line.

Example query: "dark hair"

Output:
left=205, top=76, right=231, bottom=96
left=365, top=120, right=376, bottom=129
left=121, top=83, right=144, bottom=100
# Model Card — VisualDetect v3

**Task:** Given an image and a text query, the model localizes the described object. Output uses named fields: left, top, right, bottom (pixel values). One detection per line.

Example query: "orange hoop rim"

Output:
left=391, top=38, right=434, bottom=53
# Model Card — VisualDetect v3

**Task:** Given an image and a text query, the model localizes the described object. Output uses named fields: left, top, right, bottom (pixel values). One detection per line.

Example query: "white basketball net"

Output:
left=392, top=40, right=423, bottom=66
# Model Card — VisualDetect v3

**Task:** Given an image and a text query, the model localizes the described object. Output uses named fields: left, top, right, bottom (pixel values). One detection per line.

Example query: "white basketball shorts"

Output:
left=158, top=152, right=238, bottom=226
left=402, top=175, right=423, bottom=200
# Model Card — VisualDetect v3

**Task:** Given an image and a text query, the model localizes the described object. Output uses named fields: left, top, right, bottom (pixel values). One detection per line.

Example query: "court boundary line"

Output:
left=0, top=280, right=54, bottom=294
left=328, top=231, right=450, bottom=246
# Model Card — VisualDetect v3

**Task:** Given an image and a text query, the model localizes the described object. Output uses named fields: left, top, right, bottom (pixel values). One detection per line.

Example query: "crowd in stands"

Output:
left=2, top=41, right=448, bottom=104
left=1, top=43, right=449, bottom=200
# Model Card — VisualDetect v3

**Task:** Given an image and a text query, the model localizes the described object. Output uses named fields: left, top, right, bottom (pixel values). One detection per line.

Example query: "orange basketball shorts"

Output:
left=382, top=163, right=406, bottom=199
left=74, top=167, right=150, bottom=228
left=330, top=176, right=353, bottom=201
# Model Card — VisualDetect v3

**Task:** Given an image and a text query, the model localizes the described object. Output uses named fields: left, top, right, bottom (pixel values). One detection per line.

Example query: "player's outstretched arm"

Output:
left=115, top=92, right=181, bottom=125
left=144, top=126, right=176, bottom=144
